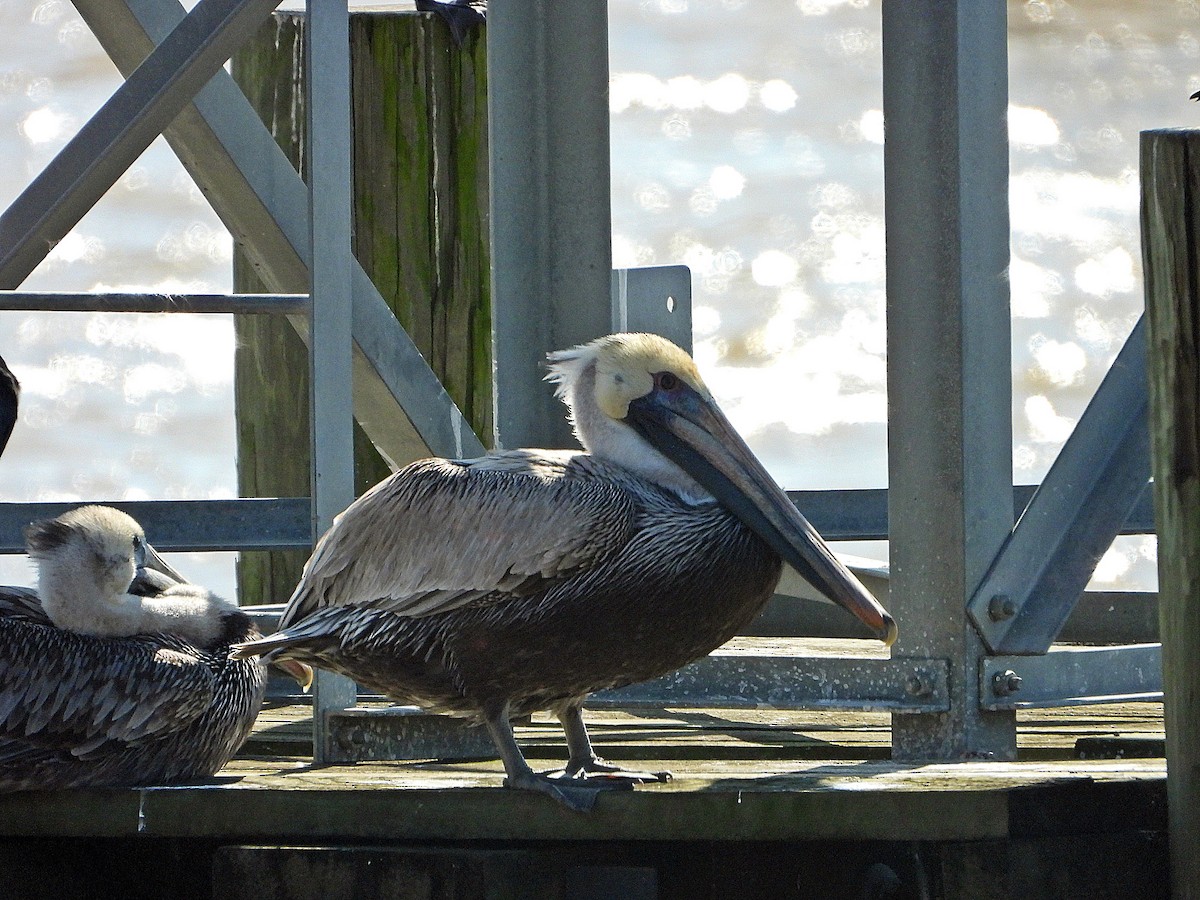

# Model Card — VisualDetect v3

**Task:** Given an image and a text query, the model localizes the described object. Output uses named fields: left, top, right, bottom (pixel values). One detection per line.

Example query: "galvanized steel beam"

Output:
left=489, top=0, right=614, bottom=450
left=591, top=653, right=949, bottom=713
left=884, top=1, right=1018, bottom=759
left=322, top=707, right=494, bottom=763
left=0, top=291, right=309, bottom=314
left=980, top=644, right=1162, bottom=710
left=305, top=0, right=358, bottom=758
left=0, top=499, right=311, bottom=552
left=319, top=650, right=950, bottom=762
left=968, top=318, right=1152, bottom=655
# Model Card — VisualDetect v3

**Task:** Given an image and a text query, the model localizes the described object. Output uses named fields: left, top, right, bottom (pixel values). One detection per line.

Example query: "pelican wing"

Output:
left=279, top=452, right=638, bottom=628
left=0, top=586, right=47, bottom=622
left=0, top=617, right=216, bottom=753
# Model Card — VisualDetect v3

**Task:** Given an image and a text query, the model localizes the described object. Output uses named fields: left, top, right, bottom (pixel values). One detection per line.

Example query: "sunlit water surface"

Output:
left=1, top=0, right=1193, bottom=598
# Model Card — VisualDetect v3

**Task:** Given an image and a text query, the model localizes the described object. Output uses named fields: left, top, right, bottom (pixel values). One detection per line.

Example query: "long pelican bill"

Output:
left=135, top=538, right=188, bottom=585
left=625, top=383, right=898, bottom=646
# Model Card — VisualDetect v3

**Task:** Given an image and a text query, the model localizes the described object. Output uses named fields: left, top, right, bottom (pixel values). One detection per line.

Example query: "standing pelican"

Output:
left=0, top=505, right=279, bottom=791
left=233, top=333, right=896, bottom=809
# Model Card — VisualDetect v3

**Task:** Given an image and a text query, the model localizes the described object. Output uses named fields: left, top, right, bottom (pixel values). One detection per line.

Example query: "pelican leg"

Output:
left=557, top=701, right=672, bottom=784
left=481, top=704, right=631, bottom=812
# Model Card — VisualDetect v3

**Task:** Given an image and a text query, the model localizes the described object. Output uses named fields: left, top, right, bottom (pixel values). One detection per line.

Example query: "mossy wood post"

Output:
left=1142, top=128, right=1200, bottom=900
left=232, top=9, right=490, bottom=605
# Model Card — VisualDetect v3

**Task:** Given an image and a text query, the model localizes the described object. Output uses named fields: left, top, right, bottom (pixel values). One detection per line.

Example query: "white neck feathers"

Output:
left=546, top=342, right=710, bottom=502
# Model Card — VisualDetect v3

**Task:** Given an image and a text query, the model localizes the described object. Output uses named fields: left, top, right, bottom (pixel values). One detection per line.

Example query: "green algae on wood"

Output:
left=231, top=10, right=491, bottom=606
left=1141, top=128, right=1200, bottom=900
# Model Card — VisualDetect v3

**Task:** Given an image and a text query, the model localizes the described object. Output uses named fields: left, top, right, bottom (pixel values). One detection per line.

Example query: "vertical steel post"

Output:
left=488, top=0, right=613, bottom=450
left=306, top=0, right=358, bottom=761
left=883, top=2, right=1018, bottom=759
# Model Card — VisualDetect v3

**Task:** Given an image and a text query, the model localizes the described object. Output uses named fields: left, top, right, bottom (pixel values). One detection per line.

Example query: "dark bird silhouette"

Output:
left=233, top=333, right=896, bottom=810
left=416, top=0, right=485, bottom=46
left=0, top=354, right=19, bottom=459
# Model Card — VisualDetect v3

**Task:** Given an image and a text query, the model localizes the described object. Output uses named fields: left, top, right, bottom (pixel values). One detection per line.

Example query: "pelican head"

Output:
left=549, top=333, right=898, bottom=645
left=24, top=505, right=230, bottom=647
left=26, top=506, right=148, bottom=621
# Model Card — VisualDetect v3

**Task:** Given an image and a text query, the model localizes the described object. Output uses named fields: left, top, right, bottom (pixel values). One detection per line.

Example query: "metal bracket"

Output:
left=611, top=265, right=692, bottom=353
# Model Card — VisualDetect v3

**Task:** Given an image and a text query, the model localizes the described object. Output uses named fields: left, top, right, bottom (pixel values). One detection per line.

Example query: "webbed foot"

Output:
left=504, top=769, right=634, bottom=812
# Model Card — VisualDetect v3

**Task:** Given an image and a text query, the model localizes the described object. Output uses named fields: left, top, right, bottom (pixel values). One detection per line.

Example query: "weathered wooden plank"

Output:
left=0, top=754, right=1166, bottom=844
left=231, top=10, right=490, bottom=605
left=1142, top=127, right=1200, bottom=900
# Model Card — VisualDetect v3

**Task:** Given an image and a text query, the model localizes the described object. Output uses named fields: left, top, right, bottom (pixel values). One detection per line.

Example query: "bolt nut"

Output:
left=336, top=725, right=366, bottom=751
left=904, top=673, right=932, bottom=697
left=992, top=669, right=1023, bottom=697
left=988, top=593, right=1017, bottom=621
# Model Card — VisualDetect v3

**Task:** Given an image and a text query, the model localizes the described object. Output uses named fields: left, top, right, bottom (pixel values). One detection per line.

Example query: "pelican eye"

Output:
left=655, top=371, right=681, bottom=392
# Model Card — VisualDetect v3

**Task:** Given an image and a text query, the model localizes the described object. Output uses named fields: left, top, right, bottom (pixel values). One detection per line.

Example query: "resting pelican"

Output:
left=0, top=505, right=285, bottom=791
left=233, top=333, right=896, bottom=809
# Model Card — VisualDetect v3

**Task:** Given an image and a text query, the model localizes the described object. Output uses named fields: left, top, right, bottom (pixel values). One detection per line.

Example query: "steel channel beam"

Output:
left=591, top=654, right=948, bottom=713
left=0, top=0, right=281, bottom=285
left=0, top=291, right=308, bottom=314
left=323, top=707, right=494, bottom=763
left=306, top=0, right=358, bottom=757
left=63, top=0, right=486, bottom=468
left=489, top=0, right=614, bottom=450
left=968, top=317, right=1152, bottom=655
left=0, top=499, right=311, bottom=552
left=319, top=653, right=950, bottom=762
left=980, top=644, right=1162, bottom=710
left=884, top=2, right=1018, bottom=759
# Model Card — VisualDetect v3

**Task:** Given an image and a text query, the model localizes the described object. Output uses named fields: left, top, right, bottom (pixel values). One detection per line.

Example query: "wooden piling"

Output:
left=231, top=9, right=491, bottom=605
left=1141, top=127, right=1200, bottom=899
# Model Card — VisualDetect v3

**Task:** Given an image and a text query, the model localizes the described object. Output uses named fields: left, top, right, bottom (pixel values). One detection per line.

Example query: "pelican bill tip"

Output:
left=881, top=614, right=899, bottom=648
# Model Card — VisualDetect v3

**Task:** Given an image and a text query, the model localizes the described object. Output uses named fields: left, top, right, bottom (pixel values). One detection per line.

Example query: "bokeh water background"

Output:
left=0, top=0, right=1192, bottom=599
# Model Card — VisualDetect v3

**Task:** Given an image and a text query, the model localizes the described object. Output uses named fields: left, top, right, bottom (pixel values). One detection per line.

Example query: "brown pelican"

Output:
left=233, top=333, right=896, bottom=809
left=0, top=505, right=290, bottom=791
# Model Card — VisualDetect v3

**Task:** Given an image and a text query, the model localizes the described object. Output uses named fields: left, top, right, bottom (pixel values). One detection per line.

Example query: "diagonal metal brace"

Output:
left=967, top=316, right=1152, bottom=655
left=0, top=0, right=281, bottom=286
left=18, top=0, right=485, bottom=467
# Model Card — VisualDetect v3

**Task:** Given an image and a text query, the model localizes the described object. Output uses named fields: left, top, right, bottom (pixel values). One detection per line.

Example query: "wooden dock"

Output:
left=0, top=664, right=1169, bottom=900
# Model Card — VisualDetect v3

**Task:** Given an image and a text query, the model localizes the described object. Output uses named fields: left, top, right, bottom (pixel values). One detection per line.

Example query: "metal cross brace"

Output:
left=11, top=0, right=486, bottom=468
left=0, top=0, right=281, bottom=284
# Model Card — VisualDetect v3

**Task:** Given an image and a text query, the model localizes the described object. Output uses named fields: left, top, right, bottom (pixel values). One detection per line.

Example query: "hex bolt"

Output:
left=904, top=673, right=932, bottom=697
left=992, top=669, right=1023, bottom=697
left=336, top=725, right=366, bottom=752
left=988, top=593, right=1017, bottom=621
